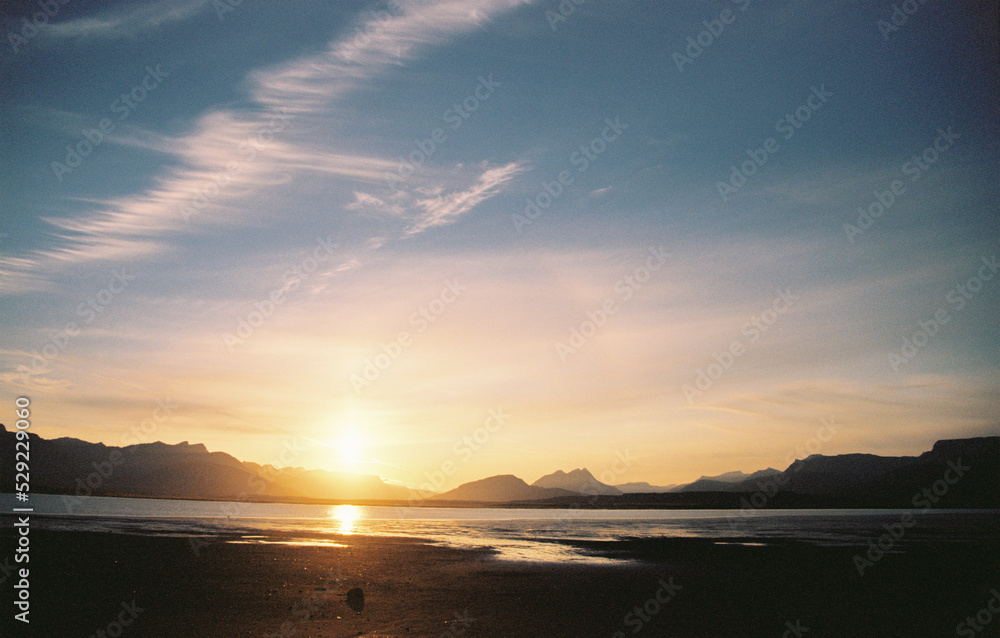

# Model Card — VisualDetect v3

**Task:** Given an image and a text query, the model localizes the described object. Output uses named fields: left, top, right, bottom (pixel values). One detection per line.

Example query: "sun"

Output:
left=338, top=430, right=365, bottom=464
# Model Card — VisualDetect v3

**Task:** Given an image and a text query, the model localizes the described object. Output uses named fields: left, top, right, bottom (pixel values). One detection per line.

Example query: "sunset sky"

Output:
left=1, top=0, right=997, bottom=490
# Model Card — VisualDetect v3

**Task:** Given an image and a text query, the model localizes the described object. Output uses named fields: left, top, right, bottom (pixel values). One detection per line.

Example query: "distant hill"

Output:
left=678, top=468, right=782, bottom=493
left=432, top=475, right=580, bottom=502
left=0, top=423, right=416, bottom=502
left=438, top=437, right=999, bottom=508
left=531, top=468, right=621, bottom=495
left=677, top=479, right=742, bottom=493
left=741, top=437, right=1000, bottom=507
left=759, top=453, right=918, bottom=495
left=705, top=470, right=762, bottom=483
left=615, top=482, right=678, bottom=494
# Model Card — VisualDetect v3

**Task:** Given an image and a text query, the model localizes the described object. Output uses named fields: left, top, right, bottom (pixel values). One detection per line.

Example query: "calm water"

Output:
left=3, top=493, right=998, bottom=563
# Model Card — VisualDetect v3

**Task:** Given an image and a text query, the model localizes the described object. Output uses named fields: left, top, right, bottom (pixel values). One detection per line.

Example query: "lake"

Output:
left=3, top=493, right=998, bottom=563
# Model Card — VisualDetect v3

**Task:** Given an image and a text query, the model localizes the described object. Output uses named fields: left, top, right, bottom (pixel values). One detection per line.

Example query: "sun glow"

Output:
left=329, top=504, right=362, bottom=535
left=338, top=430, right=365, bottom=464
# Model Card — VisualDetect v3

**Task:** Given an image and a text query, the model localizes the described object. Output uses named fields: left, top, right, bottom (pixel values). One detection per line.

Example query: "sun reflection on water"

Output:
left=329, top=504, right=362, bottom=535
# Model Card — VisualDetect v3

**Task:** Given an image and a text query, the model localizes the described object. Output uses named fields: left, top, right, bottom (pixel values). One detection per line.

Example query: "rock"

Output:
left=346, top=587, right=364, bottom=612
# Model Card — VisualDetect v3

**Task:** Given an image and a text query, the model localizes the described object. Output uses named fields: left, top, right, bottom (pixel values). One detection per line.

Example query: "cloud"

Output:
left=346, top=191, right=407, bottom=217
left=2, top=0, right=536, bottom=294
left=42, top=0, right=212, bottom=41
left=0, top=256, right=55, bottom=294
left=406, top=161, right=528, bottom=235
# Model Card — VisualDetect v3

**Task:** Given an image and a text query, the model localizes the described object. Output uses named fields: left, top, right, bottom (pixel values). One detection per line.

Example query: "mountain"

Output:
left=677, top=479, right=742, bottom=492
left=0, top=423, right=415, bottom=502
left=703, top=470, right=756, bottom=483
left=754, top=437, right=1000, bottom=506
left=766, top=453, right=918, bottom=495
left=678, top=468, right=782, bottom=493
left=615, top=481, right=678, bottom=493
left=432, top=475, right=580, bottom=502
left=531, top=468, right=621, bottom=495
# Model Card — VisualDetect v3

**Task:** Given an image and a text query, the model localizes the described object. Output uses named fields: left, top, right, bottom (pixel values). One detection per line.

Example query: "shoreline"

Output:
left=5, top=523, right=998, bottom=637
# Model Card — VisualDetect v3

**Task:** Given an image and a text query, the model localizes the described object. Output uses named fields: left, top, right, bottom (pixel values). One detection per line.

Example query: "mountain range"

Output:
left=431, top=437, right=1000, bottom=508
left=2, top=423, right=997, bottom=509
left=0, top=423, right=416, bottom=502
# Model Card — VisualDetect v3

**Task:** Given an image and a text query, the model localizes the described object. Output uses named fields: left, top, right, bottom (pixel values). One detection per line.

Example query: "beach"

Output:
left=8, top=525, right=999, bottom=637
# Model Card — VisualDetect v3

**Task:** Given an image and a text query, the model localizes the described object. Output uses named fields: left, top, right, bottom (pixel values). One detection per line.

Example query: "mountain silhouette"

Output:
left=753, top=437, right=1000, bottom=507
left=432, top=474, right=579, bottom=502
left=678, top=468, right=782, bottom=492
left=433, top=437, right=999, bottom=508
left=0, top=423, right=415, bottom=502
left=531, top=468, right=621, bottom=495
left=2, top=423, right=996, bottom=508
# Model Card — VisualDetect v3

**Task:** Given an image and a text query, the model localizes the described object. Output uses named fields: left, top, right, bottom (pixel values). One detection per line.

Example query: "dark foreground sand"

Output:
left=5, top=527, right=999, bottom=637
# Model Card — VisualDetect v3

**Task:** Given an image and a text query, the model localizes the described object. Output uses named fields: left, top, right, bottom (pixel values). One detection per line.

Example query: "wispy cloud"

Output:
left=2, top=0, right=535, bottom=294
left=406, top=161, right=528, bottom=235
left=43, top=0, right=212, bottom=41
left=346, top=191, right=407, bottom=217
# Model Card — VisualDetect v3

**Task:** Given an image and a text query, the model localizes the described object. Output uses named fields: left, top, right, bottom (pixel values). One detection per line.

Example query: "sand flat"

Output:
left=10, top=527, right=999, bottom=637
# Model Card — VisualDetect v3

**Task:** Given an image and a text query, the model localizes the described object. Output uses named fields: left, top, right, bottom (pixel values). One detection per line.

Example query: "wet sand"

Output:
left=7, top=528, right=999, bottom=637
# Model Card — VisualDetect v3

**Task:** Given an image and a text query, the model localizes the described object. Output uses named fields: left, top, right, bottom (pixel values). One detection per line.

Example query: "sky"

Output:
left=1, top=0, right=998, bottom=490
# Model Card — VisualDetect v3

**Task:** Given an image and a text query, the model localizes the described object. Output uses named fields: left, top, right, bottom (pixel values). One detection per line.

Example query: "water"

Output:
left=3, top=493, right=997, bottom=563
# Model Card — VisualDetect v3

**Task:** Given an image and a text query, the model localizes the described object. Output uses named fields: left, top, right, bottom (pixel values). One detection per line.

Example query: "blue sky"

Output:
left=1, top=0, right=997, bottom=488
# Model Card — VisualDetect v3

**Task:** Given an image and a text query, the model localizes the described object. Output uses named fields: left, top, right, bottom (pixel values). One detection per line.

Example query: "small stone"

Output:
left=346, top=587, right=364, bottom=612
